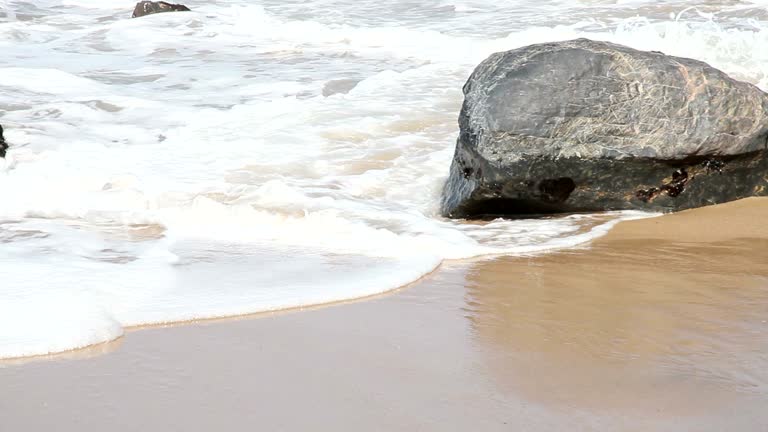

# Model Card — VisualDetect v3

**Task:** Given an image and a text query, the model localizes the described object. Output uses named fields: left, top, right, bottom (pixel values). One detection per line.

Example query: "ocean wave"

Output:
left=1, top=0, right=764, bottom=359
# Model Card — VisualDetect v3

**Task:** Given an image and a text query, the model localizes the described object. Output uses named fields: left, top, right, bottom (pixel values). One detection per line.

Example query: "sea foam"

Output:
left=1, top=0, right=765, bottom=359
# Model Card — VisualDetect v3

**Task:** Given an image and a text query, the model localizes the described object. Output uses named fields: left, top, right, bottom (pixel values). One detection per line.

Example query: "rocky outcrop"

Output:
left=132, top=1, right=190, bottom=18
left=0, top=124, right=7, bottom=158
left=441, top=38, right=768, bottom=218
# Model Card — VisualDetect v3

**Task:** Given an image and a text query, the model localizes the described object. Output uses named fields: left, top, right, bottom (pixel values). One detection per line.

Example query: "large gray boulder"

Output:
left=441, top=38, right=768, bottom=218
left=132, top=1, right=190, bottom=18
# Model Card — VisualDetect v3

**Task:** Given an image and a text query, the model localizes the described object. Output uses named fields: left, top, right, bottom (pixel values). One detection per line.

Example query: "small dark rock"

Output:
left=660, top=169, right=689, bottom=198
left=441, top=39, right=768, bottom=218
left=132, top=1, right=190, bottom=18
left=702, top=159, right=725, bottom=174
left=0, top=124, right=7, bottom=158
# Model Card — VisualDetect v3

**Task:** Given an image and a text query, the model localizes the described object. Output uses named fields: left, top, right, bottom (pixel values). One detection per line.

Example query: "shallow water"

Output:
left=1, top=0, right=767, bottom=358
left=3, top=236, right=768, bottom=431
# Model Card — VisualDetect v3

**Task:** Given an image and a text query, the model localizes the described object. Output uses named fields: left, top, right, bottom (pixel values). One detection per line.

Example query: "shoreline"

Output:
left=0, top=209, right=642, bottom=363
left=2, top=197, right=762, bottom=364
left=1, top=259, right=449, bottom=364
left=3, top=197, right=768, bottom=430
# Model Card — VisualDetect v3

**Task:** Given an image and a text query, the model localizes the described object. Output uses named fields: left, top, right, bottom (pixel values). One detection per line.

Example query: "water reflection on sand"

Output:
left=465, top=236, right=768, bottom=415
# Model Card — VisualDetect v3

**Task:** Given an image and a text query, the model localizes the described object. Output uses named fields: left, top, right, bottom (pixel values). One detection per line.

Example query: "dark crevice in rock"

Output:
left=538, top=177, right=575, bottom=202
left=451, top=198, right=579, bottom=220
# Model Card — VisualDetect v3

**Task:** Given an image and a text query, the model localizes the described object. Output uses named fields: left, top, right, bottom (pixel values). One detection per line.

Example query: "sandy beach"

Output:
left=3, top=2, right=768, bottom=431
left=3, top=198, right=768, bottom=431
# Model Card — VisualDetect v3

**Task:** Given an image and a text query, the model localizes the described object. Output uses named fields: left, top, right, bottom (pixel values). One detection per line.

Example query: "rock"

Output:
left=0, top=124, right=7, bottom=158
left=441, top=38, right=768, bottom=218
left=132, top=1, right=190, bottom=18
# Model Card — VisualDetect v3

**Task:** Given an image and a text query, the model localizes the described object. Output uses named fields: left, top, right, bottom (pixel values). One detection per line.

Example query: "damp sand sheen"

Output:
left=2, top=0, right=768, bottom=429
left=3, top=198, right=768, bottom=430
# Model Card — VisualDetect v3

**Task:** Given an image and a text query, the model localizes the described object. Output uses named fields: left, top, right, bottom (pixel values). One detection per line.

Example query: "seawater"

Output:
left=1, top=0, right=766, bottom=359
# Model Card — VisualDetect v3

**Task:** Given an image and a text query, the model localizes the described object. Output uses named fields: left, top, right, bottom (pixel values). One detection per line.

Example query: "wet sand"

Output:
left=3, top=198, right=768, bottom=431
